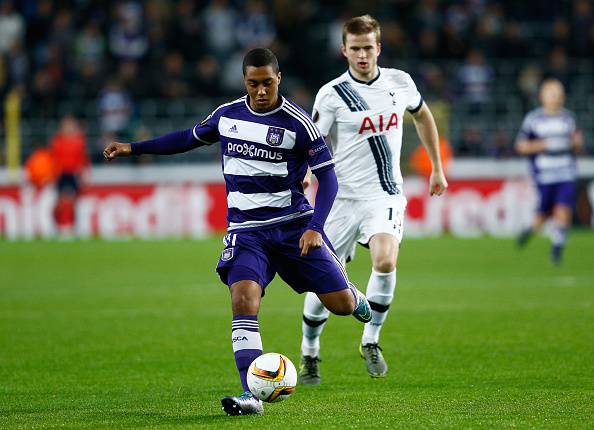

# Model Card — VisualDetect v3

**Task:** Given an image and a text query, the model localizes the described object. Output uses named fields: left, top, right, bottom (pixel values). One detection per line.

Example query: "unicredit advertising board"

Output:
left=1, top=160, right=593, bottom=239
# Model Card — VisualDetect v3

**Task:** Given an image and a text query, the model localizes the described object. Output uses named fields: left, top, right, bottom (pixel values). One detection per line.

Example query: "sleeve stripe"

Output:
left=407, top=97, right=424, bottom=114
left=283, top=102, right=321, bottom=141
left=285, top=100, right=318, bottom=134
left=192, top=125, right=199, bottom=140
left=283, top=103, right=317, bottom=140
left=310, top=159, right=334, bottom=171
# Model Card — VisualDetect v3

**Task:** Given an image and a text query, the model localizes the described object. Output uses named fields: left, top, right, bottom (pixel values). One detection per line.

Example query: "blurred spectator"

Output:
left=25, top=0, right=53, bottom=62
left=25, top=141, right=56, bottom=189
left=117, top=60, right=147, bottom=99
left=572, top=0, right=593, bottom=55
left=159, top=52, right=190, bottom=98
left=202, top=0, right=237, bottom=58
left=457, top=125, right=484, bottom=156
left=97, top=80, right=133, bottom=135
left=75, top=21, right=105, bottom=67
left=485, top=128, right=513, bottom=158
left=72, top=59, right=103, bottom=99
left=49, top=9, right=74, bottom=51
left=551, top=17, right=571, bottom=51
left=496, top=21, right=529, bottom=58
left=417, top=29, right=439, bottom=60
left=6, top=41, right=28, bottom=86
left=517, top=64, right=543, bottom=107
left=236, top=0, right=275, bottom=50
left=418, top=62, right=450, bottom=101
left=0, top=1, right=24, bottom=54
left=49, top=115, right=89, bottom=235
left=456, top=49, right=494, bottom=109
left=415, top=0, right=442, bottom=31
left=380, top=21, right=408, bottom=60
left=472, top=4, right=504, bottom=56
left=168, top=0, right=202, bottom=61
left=410, top=137, right=452, bottom=176
left=109, top=1, right=148, bottom=62
left=441, top=19, right=468, bottom=59
left=193, top=55, right=222, bottom=97
left=30, top=44, right=65, bottom=116
left=546, top=46, right=572, bottom=87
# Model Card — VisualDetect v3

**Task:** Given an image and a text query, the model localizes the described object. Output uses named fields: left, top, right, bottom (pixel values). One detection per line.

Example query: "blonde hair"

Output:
left=342, top=14, right=381, bottom=45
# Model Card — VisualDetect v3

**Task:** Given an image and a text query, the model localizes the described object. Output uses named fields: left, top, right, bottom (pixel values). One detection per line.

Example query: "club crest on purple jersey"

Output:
left=266, top=127, right=285, bottom=146
left=222, top=248, right=234, bottom=261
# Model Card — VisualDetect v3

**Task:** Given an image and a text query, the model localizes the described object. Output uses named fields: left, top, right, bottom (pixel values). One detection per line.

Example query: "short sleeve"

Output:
left=404, top=73, right=423, bottom=113
left=192, top=111, right=220, bottom=145
left=516, top=114, right=536, bottom=140
left=311, top=87, right=337, bottom=136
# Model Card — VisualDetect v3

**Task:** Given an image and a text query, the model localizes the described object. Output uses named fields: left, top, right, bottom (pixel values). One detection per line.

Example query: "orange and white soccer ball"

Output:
left=247, top=353, right=297, bottom=402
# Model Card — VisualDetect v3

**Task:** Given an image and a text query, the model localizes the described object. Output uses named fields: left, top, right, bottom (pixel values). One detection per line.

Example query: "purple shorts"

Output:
left=536, top=181, right=576, bottom=214
left=216, top=218, right=350, bottom=295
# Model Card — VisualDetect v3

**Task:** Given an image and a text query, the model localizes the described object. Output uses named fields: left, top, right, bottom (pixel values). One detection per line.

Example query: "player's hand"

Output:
left=103, top=142, right=132, bottom=161
left=429, top=170, right=448, bottom=196
left=299, top=229, right=323, bottom=256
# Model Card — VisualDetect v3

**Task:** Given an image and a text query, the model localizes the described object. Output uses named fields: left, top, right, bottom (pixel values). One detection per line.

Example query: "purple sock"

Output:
left=232, top=315, right=262, bottom=392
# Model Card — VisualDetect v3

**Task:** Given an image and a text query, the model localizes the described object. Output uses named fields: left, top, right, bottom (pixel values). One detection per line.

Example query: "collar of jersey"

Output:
left=348, top=68, right=381, bottom=86
left=244, top=95, right=286, bottom=116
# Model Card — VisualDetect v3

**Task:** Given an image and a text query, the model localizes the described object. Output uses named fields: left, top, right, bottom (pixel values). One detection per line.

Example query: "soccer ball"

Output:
left=247, top=353, right=297, bottom=403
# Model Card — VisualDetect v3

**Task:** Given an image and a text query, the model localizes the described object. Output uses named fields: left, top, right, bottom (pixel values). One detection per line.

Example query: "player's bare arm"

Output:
left=571, top=130, right=584, bottom=153
left=411, top=103, right=448, bottom=196
left=515, top=138, right=546, bottom=155
left=103, top=142, right=132, bottom=161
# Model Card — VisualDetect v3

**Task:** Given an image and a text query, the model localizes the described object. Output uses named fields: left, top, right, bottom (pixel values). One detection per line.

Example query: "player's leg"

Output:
left=273, top=219, right=370, bottom=324
left=216, top=232, right=274, bottom=415
left=299, top=292, right=328, bottom=384
left=517, top=184, right=550, bottom=247
left=221, top=279, right=265, bottom=416
left=299, top=199, right=358, bottom=383
left=549, top=182, right=575, bottom=264
left=357, top=196, right=406, bottom=378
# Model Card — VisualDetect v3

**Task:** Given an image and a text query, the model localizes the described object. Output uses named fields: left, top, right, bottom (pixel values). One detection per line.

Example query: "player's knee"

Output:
left=230, top=282, right=261, bottom=314
left=373, top=257, right=396, bottom=273
left=327, top=293, right=355, bottom=315
left=232, top=293, right=259, bottom=314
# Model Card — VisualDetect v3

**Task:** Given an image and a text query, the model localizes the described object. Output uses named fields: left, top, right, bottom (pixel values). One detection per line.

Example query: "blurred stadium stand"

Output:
left=0, top=0, right=593, bottom=167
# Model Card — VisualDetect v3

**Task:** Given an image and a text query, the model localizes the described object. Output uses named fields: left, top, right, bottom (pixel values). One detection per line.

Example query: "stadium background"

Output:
left=0, top=0, right=593, bottom=239
left=1, top=2, right=593, bottom=428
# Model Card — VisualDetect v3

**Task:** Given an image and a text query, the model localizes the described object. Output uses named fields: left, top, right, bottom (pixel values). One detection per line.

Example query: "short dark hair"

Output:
left=342, top=14, right=381, bottom=45
left=242, top=48, right=279, bottom=75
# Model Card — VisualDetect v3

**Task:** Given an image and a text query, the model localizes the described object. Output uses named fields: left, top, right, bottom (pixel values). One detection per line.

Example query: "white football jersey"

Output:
left=312, top=67, right=423, bottom=200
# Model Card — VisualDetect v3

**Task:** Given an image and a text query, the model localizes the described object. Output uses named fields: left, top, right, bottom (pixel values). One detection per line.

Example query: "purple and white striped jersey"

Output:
left=193, top=95, right=333, bottom=232
left=517, top=108, right=578, bottom=185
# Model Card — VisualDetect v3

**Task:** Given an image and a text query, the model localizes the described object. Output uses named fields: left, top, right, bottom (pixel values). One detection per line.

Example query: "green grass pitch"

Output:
left=1, top=233, right=593, bottom=429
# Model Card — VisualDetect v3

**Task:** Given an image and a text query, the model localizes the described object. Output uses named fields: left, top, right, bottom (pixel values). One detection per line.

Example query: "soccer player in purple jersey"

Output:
left=515, top=79, right=584, bottom=264
left=103, top=48, right=371, bottom=416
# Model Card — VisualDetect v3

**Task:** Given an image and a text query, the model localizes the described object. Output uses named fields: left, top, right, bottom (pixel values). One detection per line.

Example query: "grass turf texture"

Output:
left=1, top=233, right=593, bottom=429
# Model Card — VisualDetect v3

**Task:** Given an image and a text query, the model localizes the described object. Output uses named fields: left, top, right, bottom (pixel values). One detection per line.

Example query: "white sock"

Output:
left=362, top=270, right=396, bottom=345
left=301, top=292, right=330, bottom=357
left=550, top=222, right=568, bottom=247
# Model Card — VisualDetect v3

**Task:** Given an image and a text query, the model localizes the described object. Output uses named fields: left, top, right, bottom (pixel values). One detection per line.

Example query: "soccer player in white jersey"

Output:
left=299, top=15, right=448, bottom=382
left=515, top=79, right=583, bottom=264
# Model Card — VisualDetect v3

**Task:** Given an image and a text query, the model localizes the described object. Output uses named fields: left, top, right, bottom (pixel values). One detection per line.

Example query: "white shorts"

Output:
left=325, top=195, right=407, bottom=263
